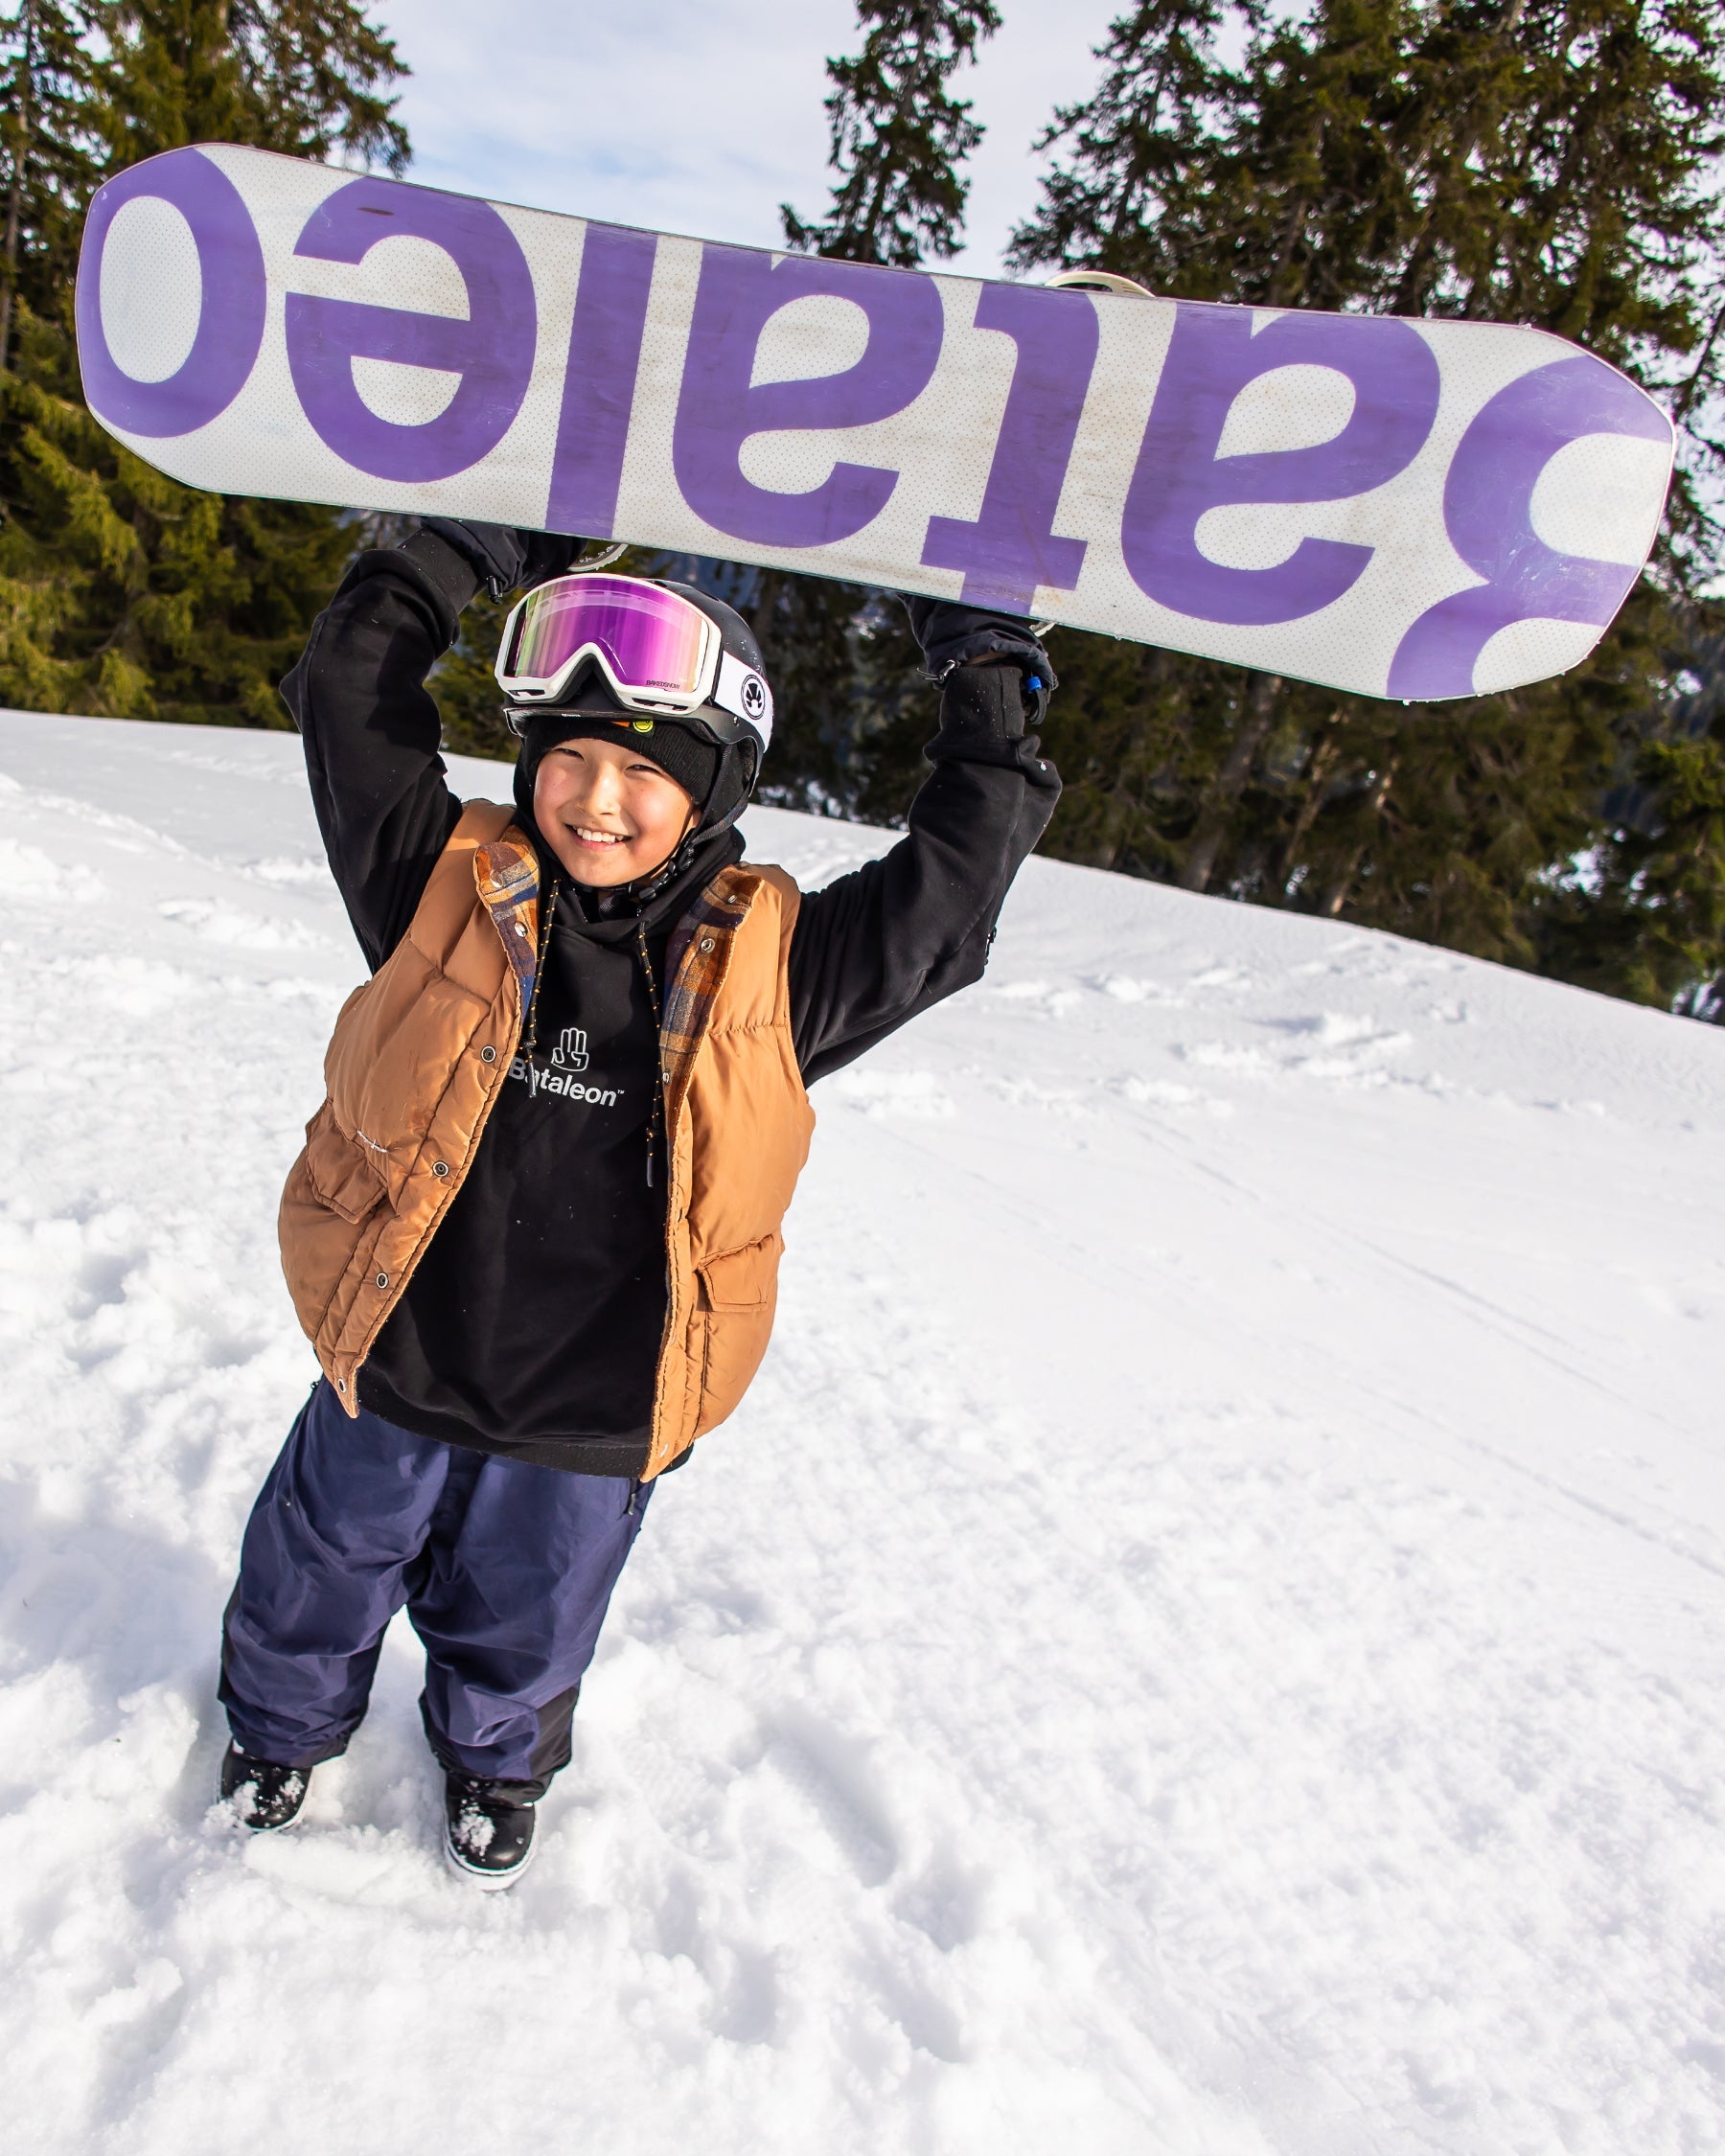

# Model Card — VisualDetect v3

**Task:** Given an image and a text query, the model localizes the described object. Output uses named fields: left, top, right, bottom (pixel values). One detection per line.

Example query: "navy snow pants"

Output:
left=219, top=1380, right=652, bottom=1795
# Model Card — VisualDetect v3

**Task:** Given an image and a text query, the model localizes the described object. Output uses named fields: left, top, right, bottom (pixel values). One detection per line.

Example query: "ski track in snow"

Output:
left=0, top=711, right=1721, bottom=2154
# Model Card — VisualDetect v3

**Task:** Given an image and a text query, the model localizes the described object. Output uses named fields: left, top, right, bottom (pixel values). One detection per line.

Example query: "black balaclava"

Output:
left=507, top=579, right=766, bottom=906
left=513, top=706, right=756, bottom=833
left=515, top=710, right=718, bottom=819
left=512, top=711, right=749, bottom=916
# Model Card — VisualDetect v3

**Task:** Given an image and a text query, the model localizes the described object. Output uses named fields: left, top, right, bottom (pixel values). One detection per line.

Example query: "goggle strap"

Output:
left=714, top=649, right=774, bottom=748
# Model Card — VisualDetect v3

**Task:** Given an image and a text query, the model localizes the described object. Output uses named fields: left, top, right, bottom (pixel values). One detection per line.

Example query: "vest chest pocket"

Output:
left=691, top=1232, right=785, bottom=1437
left=301, top=1102, right=388, bottom=1225
left=695, top=1233, right=783, bottom=1311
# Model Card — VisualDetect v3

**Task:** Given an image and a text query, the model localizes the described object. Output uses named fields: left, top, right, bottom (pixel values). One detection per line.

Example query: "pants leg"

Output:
left=409, top=1455, right=652, bottom=1798
left=219, top=1382, right=454, bottom=1768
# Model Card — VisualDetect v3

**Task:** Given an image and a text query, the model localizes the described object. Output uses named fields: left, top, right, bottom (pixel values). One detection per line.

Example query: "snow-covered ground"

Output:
left=0, top=710, right=1720, bottom=2154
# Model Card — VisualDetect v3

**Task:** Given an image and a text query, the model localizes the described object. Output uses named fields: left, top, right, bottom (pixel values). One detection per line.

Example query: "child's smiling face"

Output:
left=533, top=734, right=699, bottom=888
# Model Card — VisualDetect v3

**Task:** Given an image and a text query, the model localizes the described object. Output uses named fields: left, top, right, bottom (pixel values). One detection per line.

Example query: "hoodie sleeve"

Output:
left=279, top=530, right=482, bottom=973
left=787, top=666, right=1061, bottom=1085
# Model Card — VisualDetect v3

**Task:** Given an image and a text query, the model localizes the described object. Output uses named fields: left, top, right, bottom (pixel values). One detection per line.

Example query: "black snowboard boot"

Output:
left=443, top=1774, right=537, bottom=1890
left=220, top=1740, right=311, bottom=1830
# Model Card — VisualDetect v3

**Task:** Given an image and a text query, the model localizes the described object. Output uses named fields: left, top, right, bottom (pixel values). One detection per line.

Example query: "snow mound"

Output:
left=0, top=711, right=1720, bottom=2155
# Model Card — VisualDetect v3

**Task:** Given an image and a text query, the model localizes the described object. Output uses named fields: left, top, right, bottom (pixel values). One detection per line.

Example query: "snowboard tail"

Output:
left=77, top=145, right=1675, bottom=702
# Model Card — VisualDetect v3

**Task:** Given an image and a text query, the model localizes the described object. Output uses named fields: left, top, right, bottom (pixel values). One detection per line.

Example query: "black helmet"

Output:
left=498, top=573, right=772, bottom=837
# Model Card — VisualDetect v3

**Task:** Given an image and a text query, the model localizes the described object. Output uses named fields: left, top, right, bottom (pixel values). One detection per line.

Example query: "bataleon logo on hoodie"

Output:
left=509, top=1025, right=623, bottom=1108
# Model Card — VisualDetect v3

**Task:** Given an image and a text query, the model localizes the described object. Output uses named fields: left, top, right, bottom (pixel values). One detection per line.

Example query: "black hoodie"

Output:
left=281, top=531, right=1060, bottom=1476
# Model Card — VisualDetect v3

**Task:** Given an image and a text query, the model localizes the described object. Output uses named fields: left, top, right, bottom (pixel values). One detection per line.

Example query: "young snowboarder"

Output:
left=218, top=518, right=1060, bottom=1886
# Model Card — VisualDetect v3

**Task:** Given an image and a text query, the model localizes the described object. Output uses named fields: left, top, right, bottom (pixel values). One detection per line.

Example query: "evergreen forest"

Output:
left=5, top=0, right=1725, bottom=1019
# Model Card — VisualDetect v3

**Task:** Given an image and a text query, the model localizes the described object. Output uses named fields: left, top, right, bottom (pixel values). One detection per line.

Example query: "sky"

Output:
left=368, top=0, right=1127, bottom=277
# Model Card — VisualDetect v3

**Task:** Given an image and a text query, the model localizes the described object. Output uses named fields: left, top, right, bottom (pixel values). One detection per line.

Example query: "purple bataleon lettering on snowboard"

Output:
left=672, top=249, right=944, bottom=547
left=287, top=176, right=537, bottom=483
left=920, top=283, right=1098, bottom=615
left=545, top=225, right=658, bottom=539
left=1122, top=305, right=1440, bottom=625
left=1387, top=356, right=1668, bottom=700
left=77, top=148, right=266, bottom=439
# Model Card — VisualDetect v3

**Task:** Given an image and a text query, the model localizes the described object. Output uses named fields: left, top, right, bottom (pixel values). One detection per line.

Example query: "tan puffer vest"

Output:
left=279, top=802, right=815, bottom=1478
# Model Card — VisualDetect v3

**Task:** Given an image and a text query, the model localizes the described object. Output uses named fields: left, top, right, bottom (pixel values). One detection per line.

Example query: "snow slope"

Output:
left=0, top=710, right=1720, bottom=2155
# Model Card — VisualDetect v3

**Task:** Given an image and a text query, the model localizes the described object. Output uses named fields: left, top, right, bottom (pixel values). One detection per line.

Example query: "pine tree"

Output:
left=0, top=2, right=103, bottom=379
left=96, top=0, right=407, bottom=172
left=1003, top=0, right=1725, bottom=1010
left=1004, top=0, right=1236, bottom=296
left=737, top=564, right=873, bottom=812
left=225, top=0, right=407, bottom=167
left=1532, top=596, right=1725, bottom=1012
left=0, top=0, right=112, bottom=707
left=0, top=1, right=408, bottom=726
left=781, top=0, right=1000, bottom=266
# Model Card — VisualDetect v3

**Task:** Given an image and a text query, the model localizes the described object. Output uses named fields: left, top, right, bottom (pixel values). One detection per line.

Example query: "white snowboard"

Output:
left=77, top=143, right=1675, bottom=702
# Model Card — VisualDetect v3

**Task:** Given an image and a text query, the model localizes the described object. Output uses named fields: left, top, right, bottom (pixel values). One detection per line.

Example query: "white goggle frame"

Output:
left=495, top=587, right=773, bottom=750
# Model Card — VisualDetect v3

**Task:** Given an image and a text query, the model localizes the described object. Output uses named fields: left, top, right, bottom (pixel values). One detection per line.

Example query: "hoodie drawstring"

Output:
left=518, top=876, right=562, bottom=1063
left=522, top=873, right=664, bottom=1189
left=635, top=917, right=664, bottom=1190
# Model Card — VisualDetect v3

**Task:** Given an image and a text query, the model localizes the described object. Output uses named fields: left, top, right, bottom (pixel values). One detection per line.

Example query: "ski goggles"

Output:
left=495, top=573, right=773, bottom=747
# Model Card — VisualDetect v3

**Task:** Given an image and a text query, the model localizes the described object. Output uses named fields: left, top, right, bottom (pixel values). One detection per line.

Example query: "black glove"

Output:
left=419, top=518, right=582, bottom=600
left=901, top=596, right=1056, bottom=683
left=900, top=595, right=1056, bottom=725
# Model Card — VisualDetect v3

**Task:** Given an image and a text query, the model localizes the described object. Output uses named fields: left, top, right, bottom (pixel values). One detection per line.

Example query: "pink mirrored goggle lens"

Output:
left=502, top=576, right=711, bottom=699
